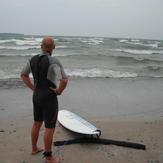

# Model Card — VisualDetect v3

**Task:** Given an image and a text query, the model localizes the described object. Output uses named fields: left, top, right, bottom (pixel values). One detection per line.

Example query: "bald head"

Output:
left=41, top=37, right=55, bottom=55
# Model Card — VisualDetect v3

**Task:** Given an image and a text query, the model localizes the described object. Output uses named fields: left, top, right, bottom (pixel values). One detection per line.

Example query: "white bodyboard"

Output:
left=58, top=110, right=100, bottom=136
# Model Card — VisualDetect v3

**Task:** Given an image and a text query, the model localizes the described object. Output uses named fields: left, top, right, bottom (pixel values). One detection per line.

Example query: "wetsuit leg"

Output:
left=32, top=89, right=45, bottom=122
left=33, top=99, right=43, bottom=122
left=33, top=88, right=58, bottom=128
left=42, top=95, right=58, bottom=128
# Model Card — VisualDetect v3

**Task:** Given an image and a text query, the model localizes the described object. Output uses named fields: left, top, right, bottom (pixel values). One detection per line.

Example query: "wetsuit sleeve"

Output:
left=52, top=63, right=67, bottom=80
left=48, top=56, right=68, bottom=82
left=21, top=60, right=31, bottom=75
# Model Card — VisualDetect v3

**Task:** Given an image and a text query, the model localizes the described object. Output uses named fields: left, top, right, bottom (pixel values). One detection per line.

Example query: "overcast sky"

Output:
left=0, top=0, right=163, bottom=39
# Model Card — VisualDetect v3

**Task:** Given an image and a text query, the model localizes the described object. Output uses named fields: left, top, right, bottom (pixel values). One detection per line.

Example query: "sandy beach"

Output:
left=0, top=78, right=163, bottom=163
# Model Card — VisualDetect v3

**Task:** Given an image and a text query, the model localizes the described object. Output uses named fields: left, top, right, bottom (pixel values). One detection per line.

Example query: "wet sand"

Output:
left=0, top=78, right=163, bottom=163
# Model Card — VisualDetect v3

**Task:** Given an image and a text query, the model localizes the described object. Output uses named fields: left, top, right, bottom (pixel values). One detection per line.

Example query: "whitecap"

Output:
left=56, top=45, right=68, bottom=49
left=0, top=45, right=40, bottom=50
left=119, top=39, right=128, bottom=43
left=113, top=49, right=163, bottom=55
left=0, top=53, right=38, bottom=57
left=131, top=39, right=140, bottom=42
left=80, top=38, right=104, bottom=45
left=65, top=68, right=138, bottom=78
left=0, top=70, right=18, bottom=79
left=120, top=40, right=159, bottom=48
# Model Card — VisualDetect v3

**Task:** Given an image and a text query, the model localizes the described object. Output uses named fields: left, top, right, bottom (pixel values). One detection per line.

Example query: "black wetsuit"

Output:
left=30, top=54, right=58, bottom=128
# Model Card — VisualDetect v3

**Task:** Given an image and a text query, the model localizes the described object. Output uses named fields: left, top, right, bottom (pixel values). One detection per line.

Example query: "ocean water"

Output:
left=0, top=33, right=163, bottom=84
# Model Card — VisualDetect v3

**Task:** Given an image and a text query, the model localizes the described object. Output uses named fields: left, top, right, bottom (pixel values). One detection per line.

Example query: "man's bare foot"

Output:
left=45, top=156, right=60, bottom=163
left=31, top=147, right=44, bottom=155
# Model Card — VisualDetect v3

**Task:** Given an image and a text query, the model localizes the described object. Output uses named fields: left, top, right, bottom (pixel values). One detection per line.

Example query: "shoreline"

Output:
left=1, top=77, right=163, bottom=121
left=0, top=78, right=163, bottom=162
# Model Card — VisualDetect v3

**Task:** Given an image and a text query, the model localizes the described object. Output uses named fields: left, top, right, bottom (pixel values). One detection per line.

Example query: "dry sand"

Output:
left=0, top=116, right=163, bottom=163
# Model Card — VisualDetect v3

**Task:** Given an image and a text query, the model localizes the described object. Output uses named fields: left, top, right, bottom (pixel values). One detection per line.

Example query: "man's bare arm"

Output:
left=50, top=78, right=68, bottom=95
left=21, top=74, right=34, bottom=91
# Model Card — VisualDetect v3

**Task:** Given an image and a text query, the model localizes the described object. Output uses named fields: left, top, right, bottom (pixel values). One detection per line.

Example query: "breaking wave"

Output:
left=119, top=39, right=161, bottom=48
left=0, top=45, right=40, bottom=50
left=80, top=38, right=104, bottom=45
left=0, top=45, right=68, bottom=50
left=113, top=49, right=163, bottom=55
left=0, top=68, right=138, bottom=80
left=65, top=68, right=138, bottom=78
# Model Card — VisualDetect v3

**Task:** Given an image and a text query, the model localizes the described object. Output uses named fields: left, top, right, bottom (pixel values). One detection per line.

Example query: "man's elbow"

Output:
left=60, top=78, right=68, bottom=85
left=20, top=74, right=29, bottom=80
left=64, top=78, right=68, bottom=83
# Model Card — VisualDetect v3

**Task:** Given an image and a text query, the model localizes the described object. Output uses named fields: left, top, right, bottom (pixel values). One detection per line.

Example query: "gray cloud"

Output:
left=0, top=0, right=163, bottom=39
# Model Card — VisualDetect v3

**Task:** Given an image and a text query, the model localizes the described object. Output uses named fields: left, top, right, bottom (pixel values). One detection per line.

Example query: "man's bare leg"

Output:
left=31, top=121, right=43, bottom=154
left=44, top=128, right=59, bottom=163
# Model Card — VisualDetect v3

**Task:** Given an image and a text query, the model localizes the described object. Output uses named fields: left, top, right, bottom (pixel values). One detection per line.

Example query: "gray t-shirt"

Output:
left=21, top=53, right=67, bottom=86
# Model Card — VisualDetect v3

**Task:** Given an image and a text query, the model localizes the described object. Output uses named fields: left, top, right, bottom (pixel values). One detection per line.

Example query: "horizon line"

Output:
left=0, top=32, right=162, bottom=41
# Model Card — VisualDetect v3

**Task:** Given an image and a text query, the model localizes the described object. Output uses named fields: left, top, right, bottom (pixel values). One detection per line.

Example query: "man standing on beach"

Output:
left=21, top=37, right=68, bottom=163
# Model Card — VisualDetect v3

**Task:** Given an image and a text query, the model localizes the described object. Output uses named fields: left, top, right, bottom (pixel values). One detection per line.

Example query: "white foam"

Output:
left=0, top=68, right=138, bottom=79
left=80, top=38, right=104, bottom=45
left=16, top=40, right=40, bottom=46
left=119, top=39, right=128, bottom=43
left=0, top=38, right=42, bottom=46
left=0, top=39, right=17, bottom=44
left=56, top=45, right=68, bottom=49
left=0, top=45, right=40, bottom=50
left=0, top=52, right=76, bottom=57
left=0, top=70, right=18, bottom=79
left=129, top=42, right=158, bottom=48
left=65, top=68, right=138, bottom=78
left=25, top=37, right=42, bottom=42
left=15, top=38, right=43, bottom=46
left=114, top=49, right=163, bottom=55
left=0, top=53, right=38, bottom=57
left=0, top=44, right=68, bottom=50
left=120, top=40, right=159, bottom=48
left=131, top=39, right=140, bottom=42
